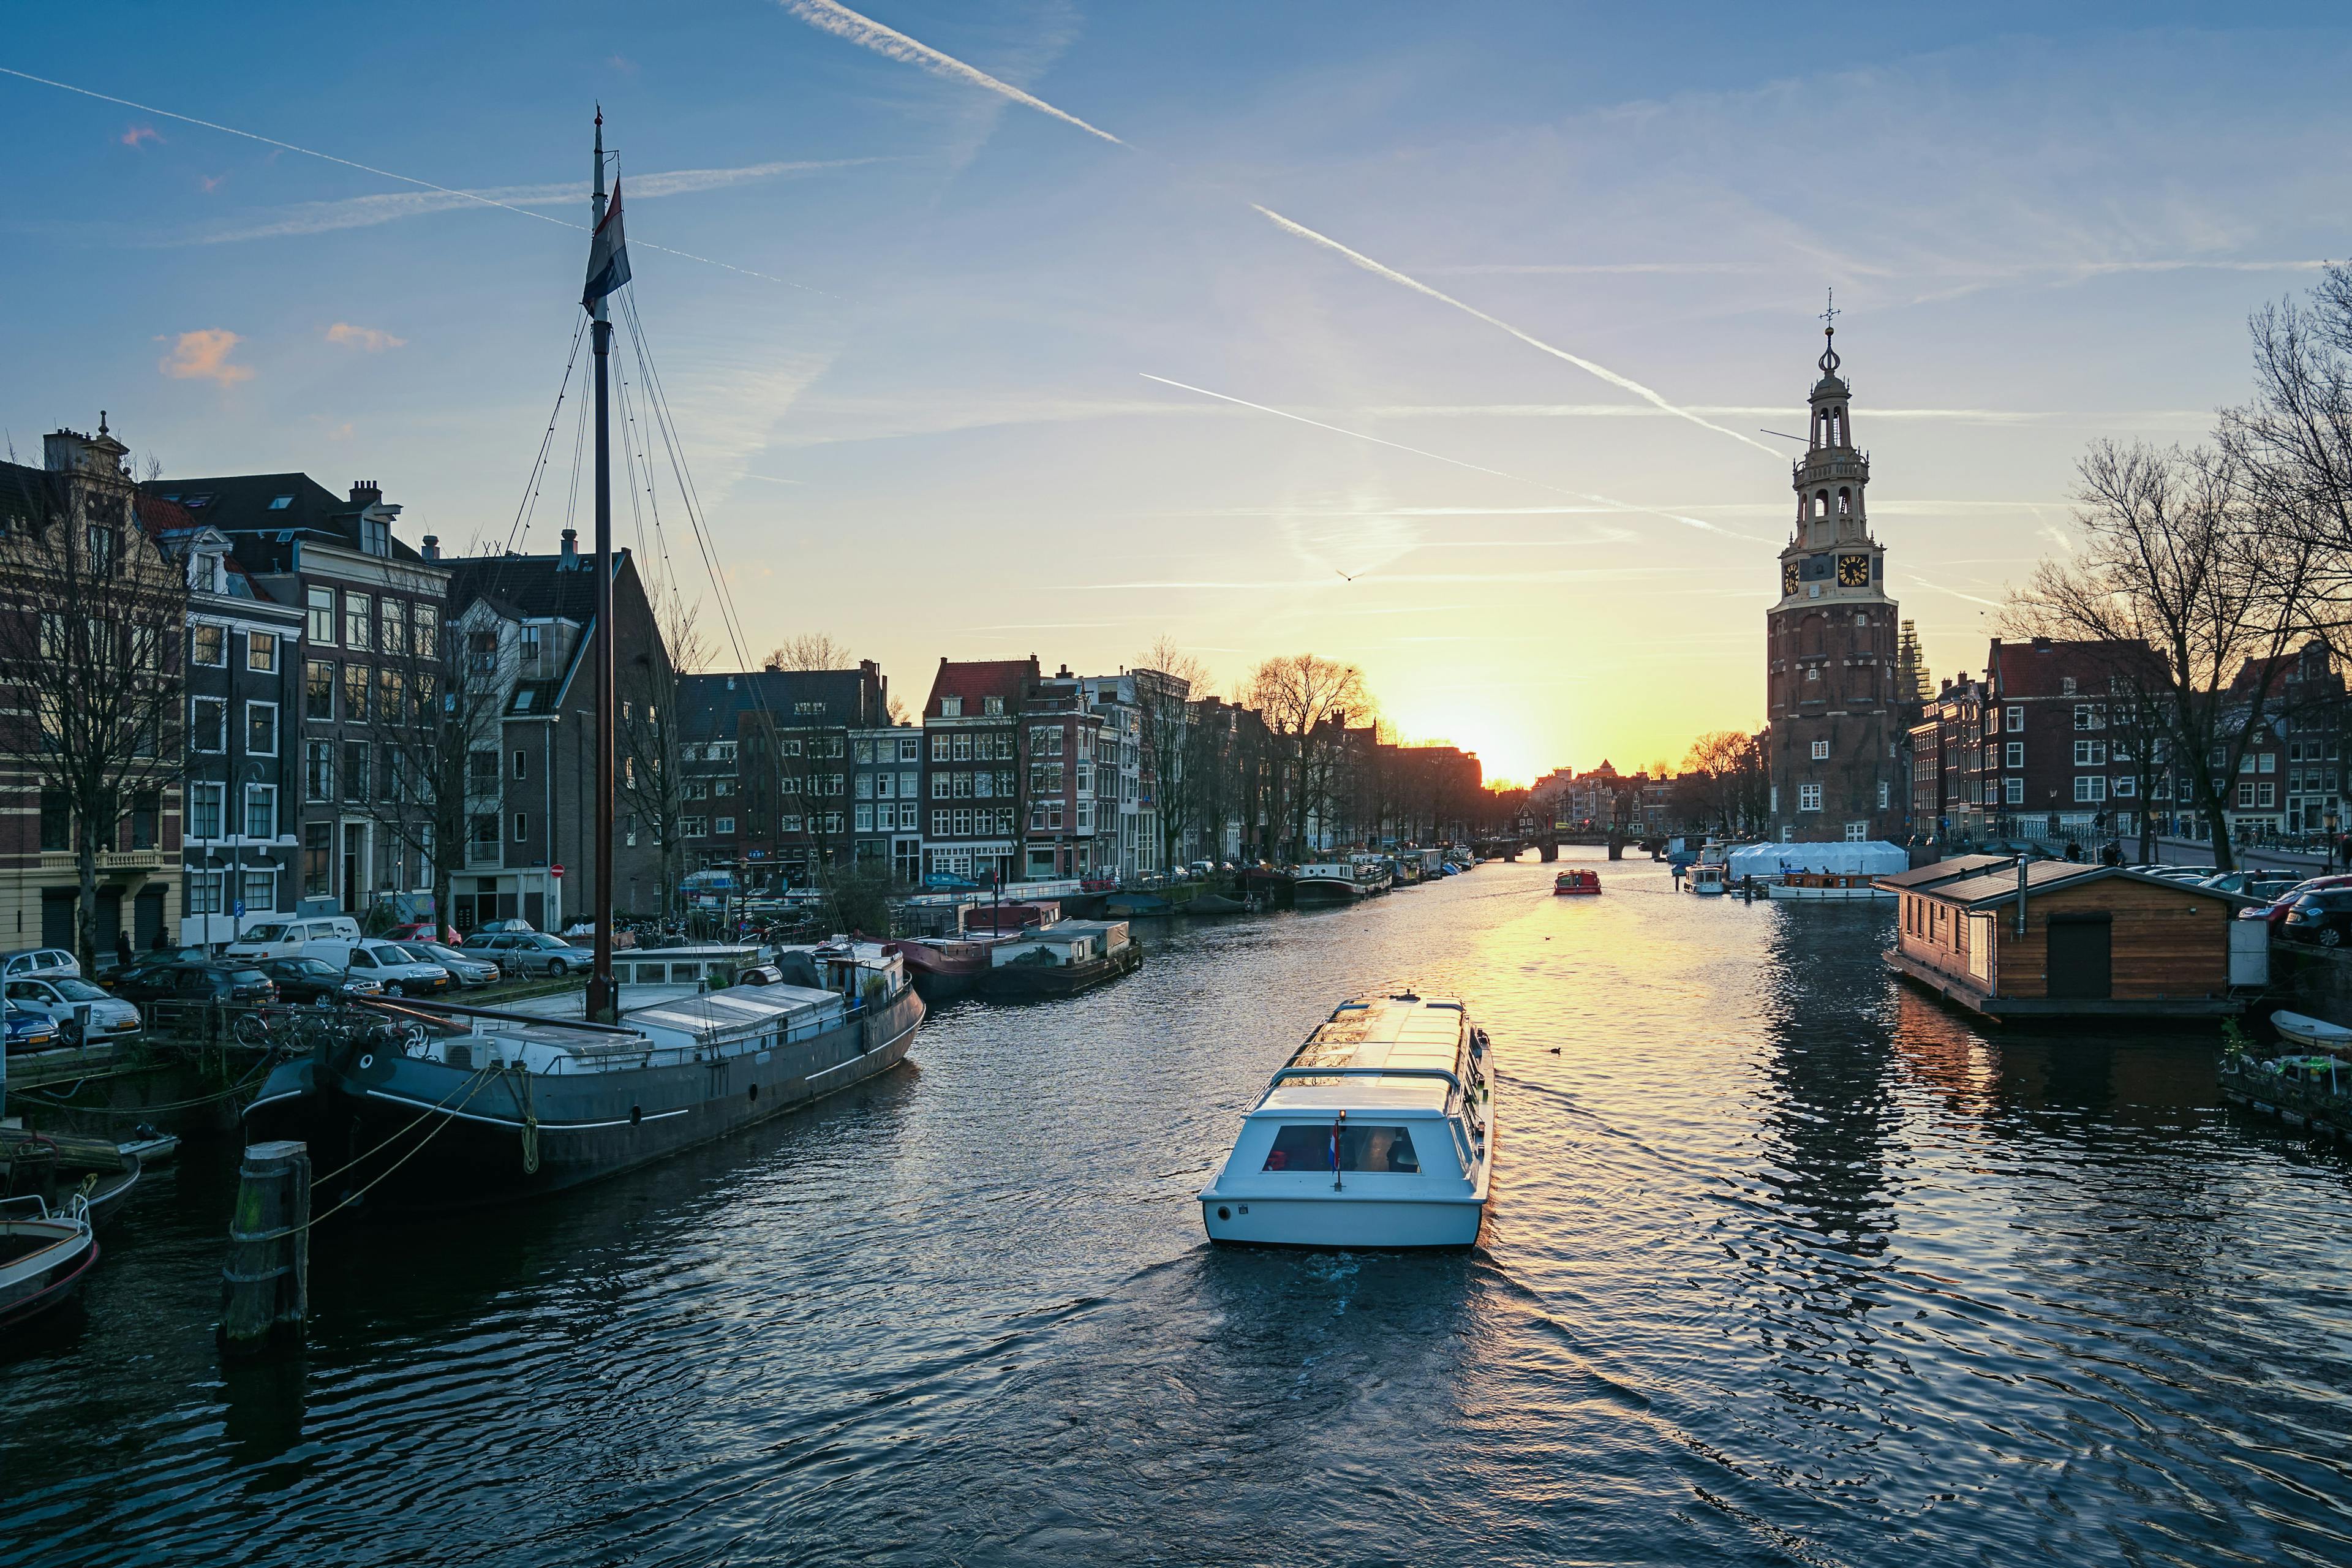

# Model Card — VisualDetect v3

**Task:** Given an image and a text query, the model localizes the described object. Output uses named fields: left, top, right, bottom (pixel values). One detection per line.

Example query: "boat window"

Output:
left=1261, top=1123, right=1420, bottom=1174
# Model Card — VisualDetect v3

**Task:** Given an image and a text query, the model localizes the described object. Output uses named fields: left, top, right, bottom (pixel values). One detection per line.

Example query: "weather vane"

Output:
left=1820, top=288, right=1839, bottom=333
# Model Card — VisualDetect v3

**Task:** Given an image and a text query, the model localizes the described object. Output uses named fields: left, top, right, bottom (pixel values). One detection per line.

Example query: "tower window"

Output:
left=1814, top=490, right=1829, bottom=519
left=1837, top=488, right=1852, bottom=516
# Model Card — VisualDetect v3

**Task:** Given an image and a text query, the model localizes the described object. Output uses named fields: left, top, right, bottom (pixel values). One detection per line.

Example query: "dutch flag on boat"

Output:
left=582, top=179, right=631, bottom=314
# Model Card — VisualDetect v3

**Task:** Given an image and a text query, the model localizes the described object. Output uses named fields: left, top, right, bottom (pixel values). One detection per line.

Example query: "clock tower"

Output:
left=1767, top=303, right=1901, bottom=843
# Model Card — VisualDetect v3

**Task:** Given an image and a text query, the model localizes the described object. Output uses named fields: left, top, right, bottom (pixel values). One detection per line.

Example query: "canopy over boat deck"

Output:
left=1262, top=993, right=1469, bottom=1113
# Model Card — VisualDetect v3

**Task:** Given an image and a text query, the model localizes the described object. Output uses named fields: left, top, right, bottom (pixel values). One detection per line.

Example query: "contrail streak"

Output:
left=777, top=0, right=1124, bottom=145
left=1253, top=205, right=1782, bottom=459
left=0, top=64, right=834, bottom=296
left=1139, top=374, right=1758, bottom=541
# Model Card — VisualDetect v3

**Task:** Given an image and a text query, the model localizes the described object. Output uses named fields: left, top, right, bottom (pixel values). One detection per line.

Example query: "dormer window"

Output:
left=363, top=518, right=390, bottom=556
left=983, top=696, right=1004, bottom=716
left=193, top=553, right=222, bottom=594
left=941, top=696, right=963, bottom=717
left=268, top=495, right=293, bottom=510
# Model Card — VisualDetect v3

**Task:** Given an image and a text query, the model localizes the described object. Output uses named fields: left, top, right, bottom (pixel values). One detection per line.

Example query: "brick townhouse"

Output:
left=921, top=657, right=1033, bottom=886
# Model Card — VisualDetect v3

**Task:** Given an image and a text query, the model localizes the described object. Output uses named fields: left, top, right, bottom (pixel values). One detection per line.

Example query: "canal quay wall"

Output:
left=2269, top=942, right=2352, bottom=1033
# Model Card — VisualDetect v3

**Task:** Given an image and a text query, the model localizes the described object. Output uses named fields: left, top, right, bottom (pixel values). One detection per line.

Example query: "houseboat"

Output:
left=1349, top=853, right=1395, bottom=892
left=1293, top=861, right=1372, bottom=902
left=889, top=900, right=1063, bottom=999
left=243, top=940, right=924, bottom=1212
left=1766, top=870, right=1891, bottom=901
left=1879, top=854, right=2260, bottom=1020
left=977, top=919, right=1141, bottom=999
left=1553, top=869, right=1602, bottom=895
left=1199, top=992, right=1494, bottom=1249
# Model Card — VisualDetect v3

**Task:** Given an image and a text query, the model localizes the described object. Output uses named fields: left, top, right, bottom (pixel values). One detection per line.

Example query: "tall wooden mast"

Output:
left=586, top=109, right=618, bottom=1020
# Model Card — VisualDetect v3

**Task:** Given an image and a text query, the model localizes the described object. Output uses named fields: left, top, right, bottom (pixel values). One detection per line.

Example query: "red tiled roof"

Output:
left=1987, top=636, right=2160, bottom=698
left=924, top=657, right=1038, bottom=718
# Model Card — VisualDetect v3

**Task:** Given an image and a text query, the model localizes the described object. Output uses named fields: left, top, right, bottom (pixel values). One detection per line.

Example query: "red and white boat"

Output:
left=1553, top=870, right=1602, bottom=896
left=890, top=901, right=1061, bottom=998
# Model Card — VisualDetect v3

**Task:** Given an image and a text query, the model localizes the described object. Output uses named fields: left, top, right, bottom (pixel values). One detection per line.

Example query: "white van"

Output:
left=225, top=916, right=363, bottom=962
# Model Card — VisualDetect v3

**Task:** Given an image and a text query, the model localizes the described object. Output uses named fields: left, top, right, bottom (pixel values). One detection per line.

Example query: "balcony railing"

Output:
left=40, top=848, right=168, bottom=873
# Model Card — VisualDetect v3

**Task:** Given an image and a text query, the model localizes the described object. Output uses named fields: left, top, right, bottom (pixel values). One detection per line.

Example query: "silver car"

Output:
left=394, top=941, right=503, bottom=987
left=460, top=930, right=597, bottom=977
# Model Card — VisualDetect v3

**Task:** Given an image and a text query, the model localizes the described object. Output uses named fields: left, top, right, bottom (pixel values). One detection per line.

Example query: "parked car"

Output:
left=475, top=918, right=537, bottom=935
left=224, top=916, right=364, bottom=963
left=2282, top=889, right=2352, bottom=947
left=257, top=956, right=383, bottom=1005
left=388, top=941, right=501, bottom=988
left=383, top=921, right=461, bottom=945
left=2239, top=873, right=2352, bottom=926
left=1, top=974, right=141, bottom=1039
left=0, top=948, right=80, bottom=981
left=4, top=1004, right=59, bottom=1054
left=459, top=930, right=597, bottom=977
left=306, top=938, right=454, bottom=998
left=108, top=959, right=199, bottom=1004
left=159, top=964, right=281, bottom=1005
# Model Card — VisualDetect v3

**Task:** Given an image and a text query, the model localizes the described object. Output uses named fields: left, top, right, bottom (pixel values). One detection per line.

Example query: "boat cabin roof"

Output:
left=627, top=982, right=844, bottom=1046
left=1257, top=993, right=1468, bottom=1115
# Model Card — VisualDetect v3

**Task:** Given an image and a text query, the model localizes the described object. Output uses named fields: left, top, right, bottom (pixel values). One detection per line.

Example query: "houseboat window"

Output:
left=1261, top=1123, right=1420, bottom=1174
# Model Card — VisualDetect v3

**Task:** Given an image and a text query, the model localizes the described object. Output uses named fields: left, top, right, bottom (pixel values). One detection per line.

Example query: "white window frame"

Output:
left=1798, top=782, right=1822, bottom=812
left=2005, top=741, right=2022, bottom=769
left=245, top=700, right=279, bottom=758
left=2005, top=706, right=2022, bottom=733
left=2005, top=777, right=2024, bottom=805
left=1810, top=739, right=1829, bottom=761
left=192, top=696, right=227, bottom=753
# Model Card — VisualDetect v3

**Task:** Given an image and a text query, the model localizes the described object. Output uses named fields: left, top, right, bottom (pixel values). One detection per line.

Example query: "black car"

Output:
left=257, top=956, right=381, bottom=1005
left=2281, top=889, right=2352, bottom=947
left=160, top=963, right=281, bottom=1005
left=108, top=959, right=198, bottom=1004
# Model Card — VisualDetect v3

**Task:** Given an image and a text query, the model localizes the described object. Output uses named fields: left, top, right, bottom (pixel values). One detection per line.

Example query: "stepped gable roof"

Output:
left=677, top=667, right=881, bottom=741
left=143, top=472, right=432, bottom=580
left=924, top=656, right=1037, bottom=719
left=445, top=548, right=620, bottom=624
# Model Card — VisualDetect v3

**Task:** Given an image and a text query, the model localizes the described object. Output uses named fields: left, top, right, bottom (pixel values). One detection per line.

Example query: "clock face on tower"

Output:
left=1838, top=552, right=1872, bottom=587
left=1782, top=560, right=1800, bottom=596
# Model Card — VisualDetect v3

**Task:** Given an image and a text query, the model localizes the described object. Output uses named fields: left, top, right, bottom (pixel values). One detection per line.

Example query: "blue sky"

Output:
left=5, top=2, right=2347, bottom=781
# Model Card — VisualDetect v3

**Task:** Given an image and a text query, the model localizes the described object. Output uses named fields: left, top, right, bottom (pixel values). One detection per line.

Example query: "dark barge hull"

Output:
left=244, top=989, right=923, bottom=1213
left=978, top=941, right=1143, bottom=1000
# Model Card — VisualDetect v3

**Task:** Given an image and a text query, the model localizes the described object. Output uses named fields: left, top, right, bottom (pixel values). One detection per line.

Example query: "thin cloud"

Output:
left=1425, top=261, right=1767, bottom=276
left=1139, top=374, right=1761, bottom=541
left=119, top=123, right=160, bottom=148
left=1253, top=205, right=1782, bottom=460
left=325, top=322, right=404, bottom=352
left=157, top=329, right=253, bottom=386
left=776, top=0, right=1124, bottom=145
left=0, top=66, right=833, bottom=296
left=198, top=173, right=226, bottom=193
left=178, top=158, right=884, bottom=245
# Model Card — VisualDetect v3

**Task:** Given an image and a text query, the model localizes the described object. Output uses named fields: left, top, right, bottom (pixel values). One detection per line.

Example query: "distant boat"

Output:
left=978, top=919, right=1142, bottom=999
left=1182, top=892, right=1248, bottom=916
left=1765, top=870, right=1891, bottom=901
left=1553, top=869, right=1601, bottom=895
left=1292, top=861, right=1370, bottom=902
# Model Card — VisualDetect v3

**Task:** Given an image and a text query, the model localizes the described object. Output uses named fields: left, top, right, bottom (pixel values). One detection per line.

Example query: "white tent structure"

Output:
left=1725, top=840, right=1910, bottom=881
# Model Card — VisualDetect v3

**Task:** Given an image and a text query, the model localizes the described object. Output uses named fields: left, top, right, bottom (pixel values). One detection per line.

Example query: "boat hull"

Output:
left=0, top=1218, right=98, bottom=1330
left=1200, top=1194, right=1483, bottom=1250
left=244, top=989, right=923, bottom=1213
left=979, top=941, right=1142, bottom=999
left=1765, top=884, right=1893, bottom=901
left=1291, top=878, right=1367, bottom=902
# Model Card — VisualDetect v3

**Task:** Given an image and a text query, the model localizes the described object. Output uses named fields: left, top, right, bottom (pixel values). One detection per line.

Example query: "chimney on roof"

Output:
left=421, top=534, right=440, bottom=562
left=350, top=481, right=381, bottom=506
left=559, top=528, right=578, bottom=569
left=2032, top=635, right=2052, bottom=653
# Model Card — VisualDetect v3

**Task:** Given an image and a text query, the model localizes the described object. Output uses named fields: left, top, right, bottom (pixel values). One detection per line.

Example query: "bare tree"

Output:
left=1247, top=653, right=1367, bottom=859
left=353, top=598, right=494, bottom=937
left=0, top=459, right=189, bottom=969
left=617, top=581, right=705, bottom=916
left=2009, top=441, right=2315, bottom=870
left=764, top=631, right=848, bottom=672
left=1136, top=636, right=1207, bottom=872
left=2222, top=265, right=2352, bottom=630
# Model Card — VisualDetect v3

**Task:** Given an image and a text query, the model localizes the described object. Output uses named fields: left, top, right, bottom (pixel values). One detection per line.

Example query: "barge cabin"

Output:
left=1879, top=854, right=2263, bottom=1020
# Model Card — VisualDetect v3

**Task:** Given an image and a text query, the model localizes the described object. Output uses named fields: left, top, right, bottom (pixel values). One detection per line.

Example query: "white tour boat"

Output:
left=1199, top=992, right=1494, bottom=1249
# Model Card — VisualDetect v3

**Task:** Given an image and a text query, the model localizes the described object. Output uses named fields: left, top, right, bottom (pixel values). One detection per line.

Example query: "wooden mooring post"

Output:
left=219, top=1139, right=310, bottom=1356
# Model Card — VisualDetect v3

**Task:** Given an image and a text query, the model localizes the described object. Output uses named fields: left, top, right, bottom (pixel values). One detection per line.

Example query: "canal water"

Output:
left=6, top=858, right=2350, bottom=1566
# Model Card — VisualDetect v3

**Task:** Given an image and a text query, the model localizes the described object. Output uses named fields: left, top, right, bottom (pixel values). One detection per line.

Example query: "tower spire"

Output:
left=1818, top=287, right=1841, bottom=377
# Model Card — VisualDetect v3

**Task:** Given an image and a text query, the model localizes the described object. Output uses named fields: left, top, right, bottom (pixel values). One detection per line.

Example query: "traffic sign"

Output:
left=232, top=900, right=245, bottom=918
left=551, top=864, right=565, bottom=879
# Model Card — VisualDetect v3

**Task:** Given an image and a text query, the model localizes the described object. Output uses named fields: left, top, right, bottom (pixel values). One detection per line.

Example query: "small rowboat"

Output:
left=2272, top=1009, right=2352, bottom=1052
left=0, top=1192, right=98, bottom=1331
left=1553, top=870, right=1601, bottom=895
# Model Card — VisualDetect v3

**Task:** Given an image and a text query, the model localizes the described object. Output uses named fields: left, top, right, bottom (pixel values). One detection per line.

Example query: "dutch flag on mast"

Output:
left=582, top=177, right=631, bottom=315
